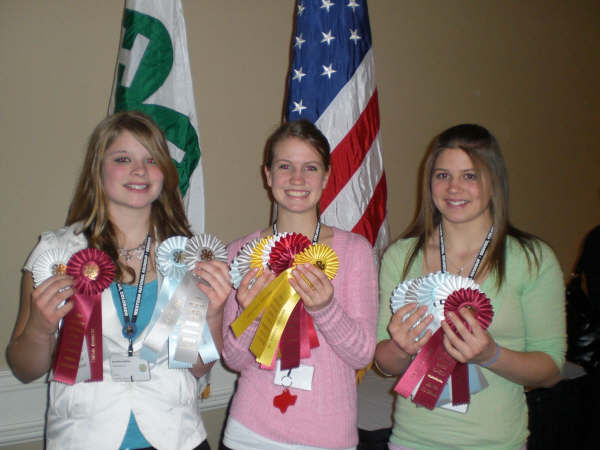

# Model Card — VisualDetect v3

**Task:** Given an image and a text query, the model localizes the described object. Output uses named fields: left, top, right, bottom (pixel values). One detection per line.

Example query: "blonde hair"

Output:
left=66, top=111, right=191, bottom=282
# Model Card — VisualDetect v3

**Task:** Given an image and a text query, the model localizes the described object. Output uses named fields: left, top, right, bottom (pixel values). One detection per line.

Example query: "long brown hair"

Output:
left=66, top=111, right=192, bottom=282
left=402, top=124, right=540, bottom=288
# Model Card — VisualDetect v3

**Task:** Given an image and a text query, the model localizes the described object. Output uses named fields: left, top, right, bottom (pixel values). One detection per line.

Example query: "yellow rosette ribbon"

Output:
left=294, top=243, right=339, bottom=280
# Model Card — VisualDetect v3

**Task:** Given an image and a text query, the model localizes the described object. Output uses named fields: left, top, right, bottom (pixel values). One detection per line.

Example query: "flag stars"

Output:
left=321, top=64, right=336, bottom=79
left=292, top=100, right=307, bottom=115
left=320, top=0, right=335, bottom=13
left=349, top=29, right=361, bottom=44
left=295, top=33, right=306, bottom=49
left=297, top=2, right=305, bottom=16
left=321, top=30, right=336, bottom=45
left=292, top=67, right=307, bottom=82
left=347, top=0, right=360, bottom=12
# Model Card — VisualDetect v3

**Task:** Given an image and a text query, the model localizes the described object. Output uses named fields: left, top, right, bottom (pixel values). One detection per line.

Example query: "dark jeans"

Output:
left=358, top=427, right=392, bottom=450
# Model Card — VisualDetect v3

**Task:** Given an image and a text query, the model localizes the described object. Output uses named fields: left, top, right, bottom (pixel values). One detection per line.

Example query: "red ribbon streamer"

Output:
left=451, top=362, right=470, bottom=405
left=280, top=302, right=320, bottom=369
left=53, top=248, right=114, bottom=384
left=280, top=302, right=301, bottom=370
left=395, top=288, right=493, bottom=409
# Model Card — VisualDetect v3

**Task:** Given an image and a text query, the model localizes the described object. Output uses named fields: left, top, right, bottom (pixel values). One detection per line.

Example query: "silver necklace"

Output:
left=118, top=239, right=147, bottom=261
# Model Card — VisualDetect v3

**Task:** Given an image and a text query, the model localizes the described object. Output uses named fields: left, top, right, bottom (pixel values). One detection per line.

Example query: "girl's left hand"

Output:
left=192, top=260, right=232, bottom=311
left=441, top=307, right=497, bottom=365
left=289, top=263, right=333, bottom=312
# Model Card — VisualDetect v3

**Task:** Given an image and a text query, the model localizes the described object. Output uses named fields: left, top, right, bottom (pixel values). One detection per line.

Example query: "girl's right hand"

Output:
left=235, top=267, right=275, bottom=309
left=27, top=275, right=74, bottom=337
left=388, top=303, right=434, bottom=357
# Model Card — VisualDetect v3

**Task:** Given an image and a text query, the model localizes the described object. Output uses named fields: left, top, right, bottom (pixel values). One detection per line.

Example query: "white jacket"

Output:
left=25, top=223, right=207, bottom=450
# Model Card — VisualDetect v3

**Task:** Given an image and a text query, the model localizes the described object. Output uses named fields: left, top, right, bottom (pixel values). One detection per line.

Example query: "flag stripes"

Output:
left=319, top=89, right=380, bottom=212
left=352, top=172, right=387, bottom=246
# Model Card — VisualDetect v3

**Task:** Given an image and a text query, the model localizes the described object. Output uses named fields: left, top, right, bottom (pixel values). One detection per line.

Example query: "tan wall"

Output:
left=1, top=0, right=598, bottom=379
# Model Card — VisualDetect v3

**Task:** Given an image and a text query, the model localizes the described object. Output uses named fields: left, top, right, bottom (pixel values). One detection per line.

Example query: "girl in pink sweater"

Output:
left=221, top=120, right=378, bottom=449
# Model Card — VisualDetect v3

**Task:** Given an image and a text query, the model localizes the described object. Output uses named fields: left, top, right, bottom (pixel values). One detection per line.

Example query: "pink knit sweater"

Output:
left=222, top=228, right=378, bottom=449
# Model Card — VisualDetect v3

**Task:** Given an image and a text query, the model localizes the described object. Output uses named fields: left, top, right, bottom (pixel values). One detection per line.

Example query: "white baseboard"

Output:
left=0, top=370, right=47, bottom=446
left=0, top=365, right=235, bottom=446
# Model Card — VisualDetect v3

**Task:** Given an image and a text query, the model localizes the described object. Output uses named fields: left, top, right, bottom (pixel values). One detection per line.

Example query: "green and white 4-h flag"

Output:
left=109, top=0, right=205, bottom=232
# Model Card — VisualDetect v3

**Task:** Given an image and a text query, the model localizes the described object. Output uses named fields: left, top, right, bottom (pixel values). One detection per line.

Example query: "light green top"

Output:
left=377, top=236, right=566, bottom=450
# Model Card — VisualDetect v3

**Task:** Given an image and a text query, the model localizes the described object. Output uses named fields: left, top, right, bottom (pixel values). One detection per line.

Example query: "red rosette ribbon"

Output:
left=268, top=233, right=311, bottom=275
left=396, top=288, right=494, bottom=410
left=444, top=288, right=493, bottom=331
left=53, top=248, right=114, bottom=384
left=268, top=233, right=319, bottom=370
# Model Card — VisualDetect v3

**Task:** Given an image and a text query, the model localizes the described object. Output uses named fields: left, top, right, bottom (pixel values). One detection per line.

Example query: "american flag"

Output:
left=285, top=0, right=389, bottom=256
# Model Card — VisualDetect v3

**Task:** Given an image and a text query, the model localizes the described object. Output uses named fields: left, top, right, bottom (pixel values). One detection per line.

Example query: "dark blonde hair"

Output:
left=402, top=124, right=540, bottom=287
left=264, top=120, right=331, bottom=170
left=66, top=111, right=192, bottom=282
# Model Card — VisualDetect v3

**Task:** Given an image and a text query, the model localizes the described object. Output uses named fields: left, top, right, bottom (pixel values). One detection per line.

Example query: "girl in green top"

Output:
left=375, top=124, right=565, bottom=449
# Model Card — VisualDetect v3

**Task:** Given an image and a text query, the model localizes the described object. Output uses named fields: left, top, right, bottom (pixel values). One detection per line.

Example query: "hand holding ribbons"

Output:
left=388, top=303, right=434, bottom=358
left=441, top=298, right=497, bottom=366
left=47, top=248, right=114, bottom=384
left=230, top=234, right=338, bottom=368
left=290, top=244, right=337, bottom=312
left=141, top=233, right=229, bottom=367
left=390, top=272, right=494, bottom=410
left=29, top=248, right=76, bottom=336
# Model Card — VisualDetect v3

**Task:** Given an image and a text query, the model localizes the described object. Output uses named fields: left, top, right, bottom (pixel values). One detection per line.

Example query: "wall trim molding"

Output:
left=0, top=370, right=46, bottom=446
left=0, top=368, right=234, bottom=446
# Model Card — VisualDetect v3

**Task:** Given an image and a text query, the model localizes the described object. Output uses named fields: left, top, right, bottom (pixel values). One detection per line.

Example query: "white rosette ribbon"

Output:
left=415, top=271, right=479, bottom=338
left=184, top=233, right=228, bottom=269
left=263, top=232, right=287, bottom=263
left=168, top=234, right=228, bottom=368
left=32, top=248, right=74, bottom=287
left=434, top=275, right=480, bottom=305
left=229, top=238, right=260, bottom=289
left=32, top=247, right=76, bottom=333
left=390, top=277, right=422, bottom=313
left=140, top=236, right=189, bottom=362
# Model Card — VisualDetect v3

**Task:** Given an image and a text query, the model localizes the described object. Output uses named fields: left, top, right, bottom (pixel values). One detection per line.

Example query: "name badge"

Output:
left=274, top=360, right=314, bottom=391
left=110, top=354, right=151, bottom=382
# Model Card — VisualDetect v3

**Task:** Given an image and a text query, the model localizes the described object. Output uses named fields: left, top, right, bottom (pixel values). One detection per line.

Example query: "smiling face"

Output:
left=264, top=137, right=330, bottom=216
left=101, top=130, right=164, bottom=217
left=431, top=148, right=492, bottom=226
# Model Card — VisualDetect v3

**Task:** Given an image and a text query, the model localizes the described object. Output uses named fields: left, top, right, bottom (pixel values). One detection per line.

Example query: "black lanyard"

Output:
left=439, top=224, right=493, bottom=280
left=273, top=220, right=321, bottom=245
left=116, top=235, right=151, bottom=356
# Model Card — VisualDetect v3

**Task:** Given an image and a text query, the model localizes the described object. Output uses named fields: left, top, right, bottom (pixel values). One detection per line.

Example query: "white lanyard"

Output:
left=439, top=224, right=493, bottom=280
